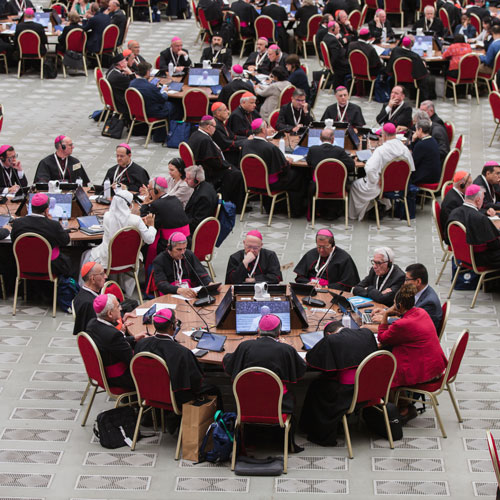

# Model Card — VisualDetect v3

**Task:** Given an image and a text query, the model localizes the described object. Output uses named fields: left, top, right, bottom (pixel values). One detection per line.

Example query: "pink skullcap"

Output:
left=31, top=193, right=48, bottom=207
left=0, top=145, right=12, bottom=155
left=170, top=231, right=187, bottom=243
left=375, top=129, right=382, bottom=135
left=81, top=261, right=96, bottom=279
left=247, top=230, right=262, bottom=240
left=153, top=176, right=168, bottom=189
left=465, top=184, right=481, bottom=196
left=93, top=294, right=109, bottom=314
left=153, top=308, right=173, bottom=323
left=258, top=36, right=268, bottom=41
left=25, top=7, right=34, bottom=15
left=317, top=228, right=333, bottom=237
left=211, top=102, right=224, bottom=112
left=359, top=27, right=370, bottom=35
left=335, top=85, right=347, bottom=92
left=376, top=8, right=384, bottom=13
left=401, top=36, right=412, bottom=47
left=122, top=49, right=132, bottom=57
left=485, top=160, right=499, bottom=167
left=172, top=36, right=181, bottom=42
left=251, top=118, right=263, bottom=130
left=383, top=122, right=396, bottom=134
left=117, top=143, right=131, bottom=152
left=259, top=314, right=281, bottom=331
left=232, top=64, right=243, bottom=74
left=453, top=170, right=469, bottom=183
left=269, top=44, right=279, bottom=50
left=327, top=21, right=336, bottom=28
left=201, top=115, right=213, bottom=121
left=54, top=135, right=65, bottom=145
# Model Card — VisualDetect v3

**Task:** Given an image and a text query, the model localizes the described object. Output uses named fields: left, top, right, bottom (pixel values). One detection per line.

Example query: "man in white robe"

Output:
left=349, top=123, right=415, bottom=221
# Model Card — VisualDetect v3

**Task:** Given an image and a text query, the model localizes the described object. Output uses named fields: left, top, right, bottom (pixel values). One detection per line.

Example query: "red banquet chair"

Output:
left=444, top=52, right=480, bottom=105
left=488, top=91, right=500, bottom=146
left=447, top=221, right=500, bottom=308
left=487, top=430, right=500, bottom=496
left=348, top=8, right=361, bottom=30
left=197, top=8, right=214, bottom=45
left=384, top=0, right=404, bottom=27
left=99, top=77, right=122, bottom=125
left=228, top=89, right=248, bottom=113
left=51, top=2, right=68, bottom=17
left=191, top=216, right=220, bottom=280
left=77, top=332, right=136, bottom=426
left=179, top=141, right=195, bottom=167
left=439, top=8, right=451, bottom=35
left=129, top=0, right=153, bottom=22
left=255, top=15, right=277, bottom=46
left=479, top=51, right=500, bottom=93
left=444, top=120, right=455, bottom=144
left=417, top=0, right=436, bottom=19
left=454, top=133, right=464, bottom=153
left=395, top=329, right=469, bottom=438
left=13, top=233, right=58, bottom=318
left=320, top=41, right=334, bottom=89
left=365, top=0, right=378, bottom=12
left=371, top=158, right=413, bottom=229
left=57, top=28, right=87, bottom=78
left=297, top=14, right=322, bottom=58
left=130, top=352, right=183, bottom=456
left=279, top=84, right=296, bottom=108
left=470, top=12, right=481, bottom=34
left=182, top=88, right=210, bottom=122
left=231, top=367, right=292, bottom=472
left=432, top=200, right=452, bottom=285
left=17, top=30, right=45, bottom=79
left=312, top=159, right=349, bottom=229
left=269, top=109, right=280, bottom=130
left=94, top=68, right=106, bottom=126
left=240, top=154, right=290, bottom=226
left=348, top=49, right=377, bottom=102
left=437, top=299, right=450, bottom=341
left=417, top=148, right=460, bottom=205
left=106, top=226, right=144, bottom=304
left=393, top=57, right=421, bottom=107
left=102, top=280, right=125, bottom=303
left=0, top=103, right=3, bottom=134
left=441, top=180, right=453, bottom=199
left=125, top=87, right=168, bottom=148
left=92, top=24, right=120, bottom=72
left=343, top=351, right=397, bottom=458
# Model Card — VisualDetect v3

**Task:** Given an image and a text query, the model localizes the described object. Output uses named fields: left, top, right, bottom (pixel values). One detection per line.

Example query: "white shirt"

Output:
left=414, top=284, right=429, bottom=303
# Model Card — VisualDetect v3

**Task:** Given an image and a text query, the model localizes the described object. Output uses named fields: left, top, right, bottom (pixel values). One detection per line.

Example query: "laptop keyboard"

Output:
left=362, top=312, right=373, bottom=324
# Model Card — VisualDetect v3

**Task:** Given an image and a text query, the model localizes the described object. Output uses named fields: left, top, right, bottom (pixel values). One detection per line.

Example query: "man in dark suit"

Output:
left=83, top=2, right=110, bottom=54
left=106, top=52, right=134, bottom=117
left=211, top=102, right=246, bottom=167
left=243, top=37, right=269, bottom=72
left=259, top=44, right=288, bottom=75
left=473, top=161, right=500, bottom=211
left=440, top=170, right=471, bottom=244
left=376, top=85, right=413, bottom=131
left=217, top=64, right=254, bottom=106
left=368, top=9, right=395, bottom=40
left=200, top=32, right=232, bottom=68
left=276, top=88, right=312, bottom=133
left=323, top=21, right=350, bottom=88
left=127, top=40, right=146, bottom=70
left=11, top=192, right=71, bottom=277
left=466, top=0, right=490, bottom=21
left=410, top=120, right=441, bottom=185
left=405, top=263, right=442, bottom=332
left=315, top=14, right=333, bottom=60
left=227, top=92, right=260, bottom=137
left=347, top=27, right=383, bottom=77
left=107, top=0, right=126, bottom=46
left=230, top=0, right=258, bottom=38
left=413, top=5, right=445, bottom=37
left=417, top=103, right=450, bottom=163
left=103, top=143, right=150, bottom=192
left=14, top=7, right=47, bottom=56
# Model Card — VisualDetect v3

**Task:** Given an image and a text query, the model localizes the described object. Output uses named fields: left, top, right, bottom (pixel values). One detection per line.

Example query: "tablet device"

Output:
left=75, top=186, right=93, bottom=216
left=215, top=288, right=233, bottom=327
left=197, top=332, right=226, bottom=352
left=290, top=282, right=317, bottom=296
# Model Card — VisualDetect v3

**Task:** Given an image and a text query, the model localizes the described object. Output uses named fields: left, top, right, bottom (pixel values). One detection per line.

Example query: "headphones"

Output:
left=460, top=174, right=470, bottom=190
left=154, top=312, right=176, bottom=327
left=192, top=168, right=199, bottom=185
left=114, top=193, right=131, bottom=207
left=56, top=136, right=66, bottom=151
left=153, top=177, right=159, bottom=196
left=167, top=232, right=186, bottom=251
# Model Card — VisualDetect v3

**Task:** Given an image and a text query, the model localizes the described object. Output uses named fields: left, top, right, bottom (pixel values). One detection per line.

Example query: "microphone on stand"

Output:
left=183, top=254, right=215, bottom=307
left=186, top=298, right=211, bottom=338
left=302, top=283, right=326, bottom=308
left=315, top=291, right=343, bottom=331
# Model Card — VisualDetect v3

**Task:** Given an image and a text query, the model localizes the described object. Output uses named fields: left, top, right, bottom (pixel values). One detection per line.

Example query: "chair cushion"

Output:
left=145, top=399, right=175, bottom=410
left=478, top=72, right=492, bottom=79
left=417, top=183, right=439, bottom=190
left=109, top=386, right=134, bottom=395
left=410, top=377, right=444, bottom=392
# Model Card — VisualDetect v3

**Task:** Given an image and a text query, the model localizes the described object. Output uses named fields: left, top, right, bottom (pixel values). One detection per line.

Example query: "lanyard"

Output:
left=54, top=154, right=67, bottom=180
left=248, top=252, right=260, bottom=278
left=170, top=47, right=180, bottom=66
left=174, top=259, right=183, bottom=285
left=314, top=249, right=334, bottom=279
left=375, top=264, right=395, bottom=291
left=113, top=163, right=131, bottom=184
left=291, top=104, right=303, bottom=126
left=388, top=102, right=404, bottom=121
left=255, top=52, right=266, bottom=68
left=212, top=48, right=222, bottom=63
left=337, top=102, right=349, bottom=122
left=1, top=165, right=14, bottom=187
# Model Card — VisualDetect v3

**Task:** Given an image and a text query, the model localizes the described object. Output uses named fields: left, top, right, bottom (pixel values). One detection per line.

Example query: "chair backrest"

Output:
left=348, top=9, right=361, bottom=30
left=107, top=226, right=142, bottom=273
left=99, top=24, right=120, bottom=54
left=443, top=329, right=468, bottom=384
left=454, top=133, right=463, bottom=153
left=470, top=12, right=481, bottom=33
left=102, top=280, right=124, bottom=302
left=18, top=30, right=42, bottom=58
left=489, top=90, right=500, bottom=123
left=191, top=217, right=221, bottom=261
left=179, top=142, right=195, bottom=167
left=130, top=352, right=180, bottom=414
left=182, top=88, right=209, bottom=122
left=348, top=351, right=397, bottom=412
left=99, top=77, right=117, bottom=111
left=65, top=28, right=86, bottom=52
left=255, top=15, right=276, bottom=42
left=197, top=7, right=211, bottom=31
left=437, top=299, right=450, bottom=341
left=77, top=332, right=110, bottom=391
left=121, top=16, right=131, bottom=48
left=95, top=66, right=103, bottom=81
left=384, top=0, right=402, bottom=13
left=440, top=148, right=460, bottom=187
left=51, top=2, right=68, bottom=16
left=269, top=109, right=280, bottom=130
left=125, top=87, right=148, bottom=122
left=447, top=221, right=474, bottom=266
left=487, top=430, right=500, bottom=489
left=393, top=57, right=414, bottom=84
left=304, top=14, right=322, bottom=42
left=155, top=55, right=160, bottom=70
left=0, top=104, right=3, bottom=134
left=320, top=41, right=333, bottom=71
left=228, top=89, right=248, bottom=113
left=240, top=154, right=272, bottom=195
left=13, top=233, right=54, bottom=281
left=456, top=53, right=480, bottom=83
left=365, top=0, right=377, bottom=9
left=349, top=49, right=371, bottom=79
left=439, top=7, right=451, bottom=32
left=444, top=120, right=454, bottom=144
left=419, top=0, right=435, bottom=11
left=432, top=200, right=447, bottom=248
left=441, top=180, right=453, bottom=200
left=233, top=367, right=285, bottom=426
left=493, top=79, right=499, bottom=92
left=380, top=158, right=412, bottom=195
left=279, top=85, right=296, bottom=108
left=192, top=0, right=200, bottom=25
left=314, top=159, right=348, bottom=199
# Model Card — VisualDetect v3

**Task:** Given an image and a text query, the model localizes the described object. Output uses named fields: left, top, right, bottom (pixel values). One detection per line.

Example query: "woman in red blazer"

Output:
left=378, top=283, right=447, bottom=422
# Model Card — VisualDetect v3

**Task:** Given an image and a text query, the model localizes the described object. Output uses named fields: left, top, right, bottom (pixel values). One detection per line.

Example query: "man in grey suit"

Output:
left=405, top=263, right=442, bottom=332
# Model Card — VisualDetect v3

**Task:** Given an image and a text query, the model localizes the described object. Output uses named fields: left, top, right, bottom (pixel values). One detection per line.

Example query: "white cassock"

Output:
left=348, top=138, right=415, bottom=220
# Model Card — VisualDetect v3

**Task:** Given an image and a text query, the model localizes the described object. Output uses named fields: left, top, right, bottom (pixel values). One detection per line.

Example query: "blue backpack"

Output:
left=216, top=200, right=236, bottom=247
left=198, top=411, right=236, bottom=463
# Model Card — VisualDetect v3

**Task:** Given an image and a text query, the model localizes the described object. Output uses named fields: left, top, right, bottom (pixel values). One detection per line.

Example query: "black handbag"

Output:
left=102, top=113, right=125, bottom=139
left=234, top=456, right=284, bottom=476
left=62, top=50, right=83, bottom=70
left=93, top=406, right=139, bottom=449
left=363, top=403, right=403, bottom=441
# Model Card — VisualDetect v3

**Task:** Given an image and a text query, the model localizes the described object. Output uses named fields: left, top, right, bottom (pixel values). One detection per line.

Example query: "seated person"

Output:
left=225, top=230, right=282, bottom=284
left=82, top=2, right=110, bottom=55
left=321, top=85, right=366, bottom=127
left=299, top=320, right=378, bottom=446
left=276, top=88, right=312, bottom=133
left=259, top=44, right=288, bottom=75
left=165, top=158, right=193, bottom=209
left=34, top=135, right=90, bottom=185
left=243, top=37, right=269, bottom=73
left=377, top=283, right=447, bottom=423
left=454, top=13, right=477, bottom=39
left=227, top=92, right=260, bottom=137
left=85, top=294, right=143, bottom=390
left=255, top=66, right=292, bottom=123
left=376, top=86, right=413, bottom=131
left=217, top=64, right=254, bottom=107
left=14, top=7, right=47, bottom=56
left=440, top=170, right=471, bottom=244
left=294, top=229, right=360, bottom=292
left=441, top=34, right=473, bottom=79
left=105, top=53, right=135, bottom=118
left=410, top=120, right=441, bottom=185
left=152, top=232, right=212, bottom=297
left=414, top=106, right=449, bottom=164
left=473, top=161, right=500, bottom=211
left=159, top=36, right=192, bottom=72
left=305, top=128, right=355, bottom=174
left=352, top=247, right=405, bottom=307
left=11, top=193, right=71, bottom=277
left=0, top=145, right=28, bottom=193
left=223, top=314, right=306, bottom=414
left=103, top=143, right=150, bottom=192
left=200, top=32, right=232, bottom=68
left=56, top=11, right=81, bottom=53
left=413, top=6, right=445, bottom=37
left=285, top=55, right=311, bottom=102
left=347, top=28, right=384, bottom=77
left=368, top=9, right=395, bottom=40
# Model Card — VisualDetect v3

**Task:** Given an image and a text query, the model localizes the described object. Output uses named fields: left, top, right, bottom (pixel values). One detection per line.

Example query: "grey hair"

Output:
left=96, top=294, right=116, bottom=319
left=465, top=187, right=485, bottom=202
left=413, top=110, right=431, bottom=123
left=373, top=247, right=395, bottom=263
left=420, top=100, right=435, bottom=112
left=240, top=95, right=256, bottom=103
left=416, top=120, right=432, bottom=134
left=253, top=120, right=267, bottom=135
left=185, top=165, right=205, bottom=182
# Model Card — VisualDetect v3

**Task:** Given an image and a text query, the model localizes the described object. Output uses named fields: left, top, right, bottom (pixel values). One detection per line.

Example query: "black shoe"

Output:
left=400, top=405, right=418, bottom=426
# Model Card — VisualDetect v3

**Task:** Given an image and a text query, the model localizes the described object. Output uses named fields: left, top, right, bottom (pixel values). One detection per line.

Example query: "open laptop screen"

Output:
left=235, top=300, right=291, bottom=333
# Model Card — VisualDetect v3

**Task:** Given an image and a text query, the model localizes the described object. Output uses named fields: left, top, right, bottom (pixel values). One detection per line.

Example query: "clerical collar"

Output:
left=154, top=332, right=176, bottom=341
left=254, top=136, right=267, bottom=141
left=82, top=285, right=99, bottom=297
left=464, top=201, right=479, bottom=211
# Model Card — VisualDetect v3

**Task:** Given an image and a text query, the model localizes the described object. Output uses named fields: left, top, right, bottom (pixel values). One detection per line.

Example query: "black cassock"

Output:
left=134, top=335, right=204, bottom=406
left=225, top=248, right=282, bottom=284
left=200, top=46, right=232, bottom=69
left=320, top=102, right=366, bottom=127
left=213, top=117, right=246, bottom=168
left=72, top=287, right=97, bottom=335
left=34, top=154, right=90, bottom=185
left=152, top=249, right=210, bottom=295
left=223, top=336, right=306, bottom=413
left=103, top=162, right=150, bottom=192
left=294, top=247, right=360, bottom=292
left=0, top=164, right=28, bottom=190
left=448, top=204, right=500, bottom=267
left=440, top=188, right=464, bottom=244
left=227, top=106, right=261, bottom=137
left=299, top=328, right=378, bottom=445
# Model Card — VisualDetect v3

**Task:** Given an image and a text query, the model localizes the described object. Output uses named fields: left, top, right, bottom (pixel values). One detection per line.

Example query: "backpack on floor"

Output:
left=363, top=403, right=403, bottom=441
left=93, top=406, right=139, bottom=449
left=198, top=410, right=236, bottom=463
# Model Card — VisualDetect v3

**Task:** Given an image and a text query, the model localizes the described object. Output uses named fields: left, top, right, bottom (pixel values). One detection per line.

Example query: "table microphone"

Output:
left=302, top=283, right=326, bottom=308
left=183, top=254, right=216, bottom=307
left=314, top=291, right=343, bottom=331
left=186, top=297, right=211, bottom=335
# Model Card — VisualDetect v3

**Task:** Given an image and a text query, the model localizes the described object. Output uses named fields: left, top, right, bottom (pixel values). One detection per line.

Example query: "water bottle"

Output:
left=342, top=313, right=351, bottom=328
left=168, top=62, right=174, bottom=77
left=103, top=179, right=111, bottom=200
left=76, top=178, right=83, bottom=188
left=61, top=211, right=68, bottom=229
left=279, top=138, right=285, bottom=155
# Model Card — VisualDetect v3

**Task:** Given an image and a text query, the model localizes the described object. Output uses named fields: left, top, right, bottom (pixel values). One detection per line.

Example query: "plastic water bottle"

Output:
left=342, top=313, right=351, bottom=328
left=103, top=179, right=111, bottom=200
left=168, top=62, right=174, bottom=77
left=61, top=211, right=68, bottom=229
left=279, top=138, right=285, bottom=155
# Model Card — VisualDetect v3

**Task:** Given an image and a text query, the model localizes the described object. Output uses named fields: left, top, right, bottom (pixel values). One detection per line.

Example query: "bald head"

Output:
left=320, top=128, right=334, bottom=143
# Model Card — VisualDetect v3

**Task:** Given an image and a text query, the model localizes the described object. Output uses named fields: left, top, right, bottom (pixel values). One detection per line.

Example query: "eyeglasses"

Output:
left=405, top=276, right=416, bottom=282
left=371, top=260, right=388, bottom=266
left=317, top=244, right=332, bottom=250
left=6, top=154, right=18, bottom=160
left=245, top=245, right=262, bottom=250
